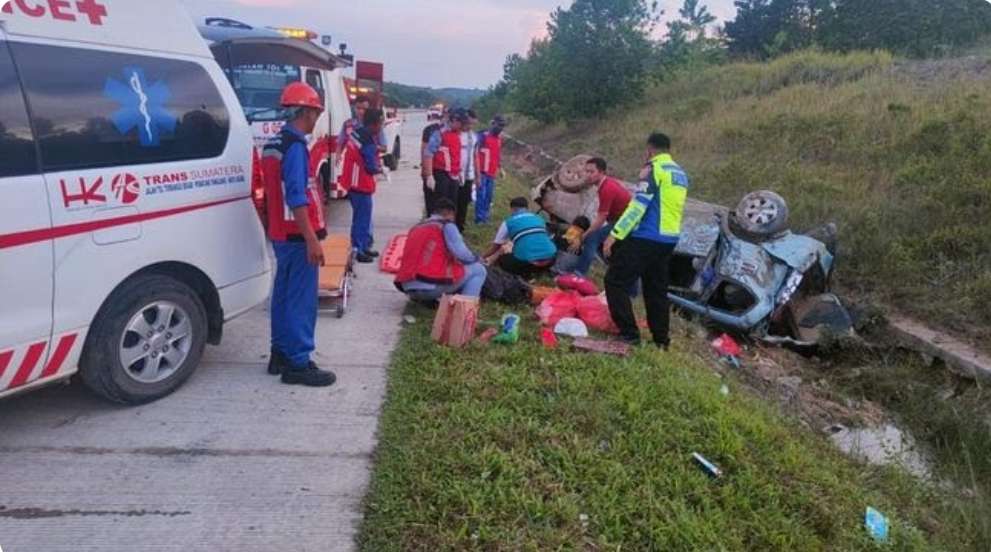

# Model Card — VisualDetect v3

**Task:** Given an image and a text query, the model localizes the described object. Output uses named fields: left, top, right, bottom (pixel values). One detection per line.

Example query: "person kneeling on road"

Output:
left=343, top=108, right=385, bottom=263
left=482, top=197, right=557, bottom=279
left=603, top=132, right=688, bottom=349
left=395, top=198, right=488, bottom=303
left=261, top=83, right=336, bottom=387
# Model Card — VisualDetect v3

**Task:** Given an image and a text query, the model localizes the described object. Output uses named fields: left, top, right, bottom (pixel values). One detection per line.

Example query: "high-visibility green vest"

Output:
left=611, top=153, right=689, bottom=244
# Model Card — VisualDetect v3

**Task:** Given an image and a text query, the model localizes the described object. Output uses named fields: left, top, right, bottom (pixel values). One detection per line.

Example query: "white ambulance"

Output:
left=0, top=1, right=271, bottom=403
left=198, top=18, right=355, bottom=200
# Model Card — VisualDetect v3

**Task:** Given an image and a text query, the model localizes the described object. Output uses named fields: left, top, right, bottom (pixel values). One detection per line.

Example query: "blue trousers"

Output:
left=271, top=240, right=318, bottom=368
left=475, top=174, right=495, bottom=224
left=574, top=223, right=612, bottom=276
left=404, top=263, right=488, bottom=302
left=349, top=191, right=374, bottom=253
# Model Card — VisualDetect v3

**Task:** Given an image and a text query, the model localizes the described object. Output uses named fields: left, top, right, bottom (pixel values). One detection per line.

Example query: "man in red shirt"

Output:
left=572, top=157, right=633, bottom=277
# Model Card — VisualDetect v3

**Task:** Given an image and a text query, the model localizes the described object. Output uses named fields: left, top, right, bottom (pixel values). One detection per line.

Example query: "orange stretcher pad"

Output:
left=318, top=234, right=353, bottom=317
left=379, top=234, right=406, bottom=274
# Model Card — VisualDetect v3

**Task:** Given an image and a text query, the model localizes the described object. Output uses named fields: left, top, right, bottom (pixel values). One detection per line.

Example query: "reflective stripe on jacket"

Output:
left=261, top=129, right=326, bottom=242
left=611, top=153, right=688, bottom=244
left=395, top=220, right=466, bottom=286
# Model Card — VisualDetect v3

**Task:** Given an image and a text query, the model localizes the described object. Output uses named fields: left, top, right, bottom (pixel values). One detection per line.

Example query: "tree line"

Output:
left=478, top=0, right=991, bottom=123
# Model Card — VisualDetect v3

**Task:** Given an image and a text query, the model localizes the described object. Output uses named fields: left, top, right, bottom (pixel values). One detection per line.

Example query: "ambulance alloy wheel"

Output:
left=80, top=275, right=208, bottom=405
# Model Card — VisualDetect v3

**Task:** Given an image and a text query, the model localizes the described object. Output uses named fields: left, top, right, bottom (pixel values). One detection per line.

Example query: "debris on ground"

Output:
left=712, top=333, right=743, bottom=357
left=555, top=274, right=599, bottom=296
left=477, top=328, right=499, bottom=344
left=865, top=506, right=890, bottom=543
left=536, top=290, right=581, bottom=327
left=577, top=294, right=620, bottom=334
left=711, top=333, right=743, bottom=369
left=691, top=453, right=724, bottom=479
left=554, top=318, right=589, bottom=338
left=431, top=295, right=479, bottom=348
left=403, top=315, right=417, bottom=325
left=572, top=338, right=632, bottom=357
left=540, top=327, right=558, bottom=350
left=492, top=314, right=521, bottom=345
left=530, top=285, right=557, bottom=305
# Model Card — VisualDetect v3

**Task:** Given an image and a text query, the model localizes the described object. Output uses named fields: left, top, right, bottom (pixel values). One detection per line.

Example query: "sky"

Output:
left=183, top=0, right=737, bottom=89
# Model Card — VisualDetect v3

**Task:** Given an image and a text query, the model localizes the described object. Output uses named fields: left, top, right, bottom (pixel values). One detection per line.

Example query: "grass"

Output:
left=357, top=172, right=979, bottom=551
left=512, top=48, right=991, bottom=350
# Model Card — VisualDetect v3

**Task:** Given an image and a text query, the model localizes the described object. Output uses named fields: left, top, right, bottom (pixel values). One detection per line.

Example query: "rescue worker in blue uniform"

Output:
left=343, top=108, right=385, bottom=263
left=603, top=133, right=689, bottom=349
left=262, top=82, right=336, bottom=387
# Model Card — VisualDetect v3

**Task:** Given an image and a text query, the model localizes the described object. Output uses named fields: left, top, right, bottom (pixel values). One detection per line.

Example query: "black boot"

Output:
left=268, top=349, right=289, bottom=375
left=356, top=252, right=375, bottom=263
left=281, top=362, right=337, bottom=387
left=365, top=249, right=380, bottom=258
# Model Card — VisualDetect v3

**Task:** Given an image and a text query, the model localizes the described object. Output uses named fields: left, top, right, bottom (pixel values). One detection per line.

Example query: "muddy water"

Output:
left=827, top=423, right=933, bottom=479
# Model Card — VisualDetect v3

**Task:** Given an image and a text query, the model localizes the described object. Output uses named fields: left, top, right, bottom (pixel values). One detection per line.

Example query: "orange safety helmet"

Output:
left=280, top=82, right=324, bottom=111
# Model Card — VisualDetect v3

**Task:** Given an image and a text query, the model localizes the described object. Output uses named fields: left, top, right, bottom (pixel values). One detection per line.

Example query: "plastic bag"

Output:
left=493, top=314, right=521, bottom=345
left=555, top=274, right=599, bottom=296
left=577, top=293, right=619, bottom=334
left=536, top=291, right=581, bottom=327
left=553, top=317, right=589, bottom=338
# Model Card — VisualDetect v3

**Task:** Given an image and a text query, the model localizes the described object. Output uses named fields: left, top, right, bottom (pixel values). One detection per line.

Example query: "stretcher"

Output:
left=318, top=234, right=354, bottom=318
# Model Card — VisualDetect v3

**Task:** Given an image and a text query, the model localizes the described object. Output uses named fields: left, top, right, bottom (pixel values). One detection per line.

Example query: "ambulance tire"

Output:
left=80, top=275, right=208, bottom=405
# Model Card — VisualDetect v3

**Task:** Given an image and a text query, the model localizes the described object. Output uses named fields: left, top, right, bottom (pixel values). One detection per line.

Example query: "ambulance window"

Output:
left=11, top=43, right=231, bottom=172
left=305, top=69, right=325, bottom=104
left=0, top=41, right=38, bottom=178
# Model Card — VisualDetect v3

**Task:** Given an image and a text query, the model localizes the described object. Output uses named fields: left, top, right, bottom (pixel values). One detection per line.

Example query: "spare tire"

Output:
left=553, top=154, right=593, bottom=193
left=732, top=190, right=790, bottom=238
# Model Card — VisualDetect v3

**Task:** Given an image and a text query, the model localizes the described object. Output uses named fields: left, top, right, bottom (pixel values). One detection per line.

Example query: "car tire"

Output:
left=554, top=154, right=594, bottom=193
left=731, top=190, right=790, bottom=239
left=79, top=274, right=208, bottom=405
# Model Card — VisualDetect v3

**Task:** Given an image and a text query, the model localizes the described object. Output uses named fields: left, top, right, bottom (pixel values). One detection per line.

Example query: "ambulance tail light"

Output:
left=251, top=147, right=267, bottom=227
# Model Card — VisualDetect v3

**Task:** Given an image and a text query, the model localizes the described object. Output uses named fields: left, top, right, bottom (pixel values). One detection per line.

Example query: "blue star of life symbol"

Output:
left=104, top=67, right=176, bottom=147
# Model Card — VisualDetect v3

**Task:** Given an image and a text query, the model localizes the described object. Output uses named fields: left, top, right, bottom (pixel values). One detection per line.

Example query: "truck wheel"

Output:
left=80, top=274, right=208, bottom=405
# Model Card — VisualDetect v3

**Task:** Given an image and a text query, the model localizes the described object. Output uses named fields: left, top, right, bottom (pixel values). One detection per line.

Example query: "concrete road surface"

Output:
left=0, top=112, right=429, bottom=552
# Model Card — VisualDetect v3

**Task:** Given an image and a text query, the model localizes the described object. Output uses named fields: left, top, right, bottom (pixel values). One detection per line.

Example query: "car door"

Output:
left=0, top=33, right=55, bottom=395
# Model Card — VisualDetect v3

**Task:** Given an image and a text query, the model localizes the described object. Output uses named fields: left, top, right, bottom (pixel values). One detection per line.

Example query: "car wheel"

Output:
left=554, top=154, right=594, bottom=193
left=80, top=274, right=208, bottom=405
left=732, top=190, right=790, bottom=238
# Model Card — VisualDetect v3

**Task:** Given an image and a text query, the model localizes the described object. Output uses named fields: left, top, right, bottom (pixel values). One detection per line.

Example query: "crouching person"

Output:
left=482, top=197, right=557, bottom=278
left=395, top=198, right=488, bottom=303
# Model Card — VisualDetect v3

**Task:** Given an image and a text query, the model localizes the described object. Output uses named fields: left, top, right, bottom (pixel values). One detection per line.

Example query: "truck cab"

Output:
left=350, top=60, right=403, bottom=172
left=198, top=18, right=353, bottom=201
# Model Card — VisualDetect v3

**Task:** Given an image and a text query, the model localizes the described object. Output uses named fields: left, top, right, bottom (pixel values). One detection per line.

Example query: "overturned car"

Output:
left=533, top=159, right=854, bottom=346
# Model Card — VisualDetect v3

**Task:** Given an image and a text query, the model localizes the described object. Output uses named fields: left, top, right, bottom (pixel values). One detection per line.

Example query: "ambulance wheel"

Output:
left=80, top=275, right=208, bottom=405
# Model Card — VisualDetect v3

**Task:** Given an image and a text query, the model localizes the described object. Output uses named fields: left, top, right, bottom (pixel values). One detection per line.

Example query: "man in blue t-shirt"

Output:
left=482, top=197, right=557, bottom=278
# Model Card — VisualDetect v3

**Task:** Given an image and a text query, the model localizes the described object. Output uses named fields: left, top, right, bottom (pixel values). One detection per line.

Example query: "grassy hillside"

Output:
left=358, top=173, right=988, bottom=550
left=513, top=49, right=991, bottom=347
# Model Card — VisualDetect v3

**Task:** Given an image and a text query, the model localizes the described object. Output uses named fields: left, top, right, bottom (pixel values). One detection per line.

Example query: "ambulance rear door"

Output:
left=0, top=32, right=56, bottom=395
